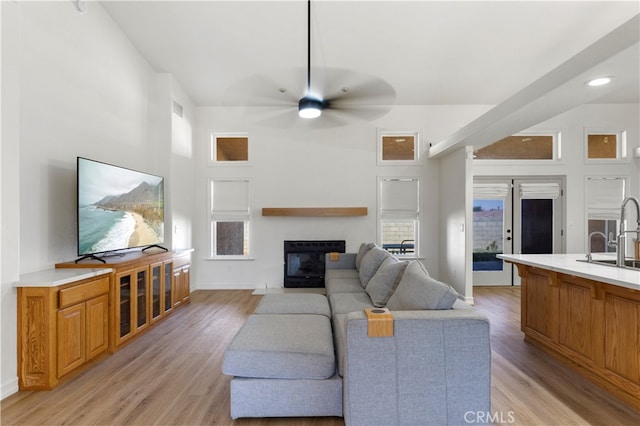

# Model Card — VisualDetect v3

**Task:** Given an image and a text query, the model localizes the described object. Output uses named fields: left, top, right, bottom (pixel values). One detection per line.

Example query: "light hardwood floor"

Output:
left=2, top=288, right=639, bottom=425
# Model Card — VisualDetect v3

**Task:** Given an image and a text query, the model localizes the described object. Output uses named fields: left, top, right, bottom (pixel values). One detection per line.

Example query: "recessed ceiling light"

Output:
left=586, top=77, right=613, bottom=87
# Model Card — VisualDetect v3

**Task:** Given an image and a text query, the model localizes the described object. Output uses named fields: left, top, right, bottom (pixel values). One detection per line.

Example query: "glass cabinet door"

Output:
left=151, top=263, right=162, bottom=321
left=164, top=262, right=173, bottom=313
left=119, top=274, right=132, bottom=338
left=136, top=269, right=147, bottom=330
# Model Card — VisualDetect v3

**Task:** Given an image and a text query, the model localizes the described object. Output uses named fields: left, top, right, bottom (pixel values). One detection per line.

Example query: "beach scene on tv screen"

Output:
left=78, top=159, right=164, bottom=255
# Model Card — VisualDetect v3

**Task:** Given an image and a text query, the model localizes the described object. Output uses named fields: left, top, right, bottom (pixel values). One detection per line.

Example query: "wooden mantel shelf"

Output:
left=262, top=207, right=367, bottom=217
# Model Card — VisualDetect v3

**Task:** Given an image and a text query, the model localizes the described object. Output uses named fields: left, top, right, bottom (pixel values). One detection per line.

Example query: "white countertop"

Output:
left=13, top=268, right=113, bottom=287
left=498, top=254, right=640, bottom=291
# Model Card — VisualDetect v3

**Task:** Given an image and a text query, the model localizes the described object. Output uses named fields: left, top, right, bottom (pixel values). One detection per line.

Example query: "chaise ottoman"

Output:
left=223, top=294, right=342, bottom=419
left=253, top=293, right=331, bottom=317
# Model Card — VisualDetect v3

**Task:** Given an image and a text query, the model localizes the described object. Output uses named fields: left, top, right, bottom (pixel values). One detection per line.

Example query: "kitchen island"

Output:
left=499, top=254, right=640, bottom=411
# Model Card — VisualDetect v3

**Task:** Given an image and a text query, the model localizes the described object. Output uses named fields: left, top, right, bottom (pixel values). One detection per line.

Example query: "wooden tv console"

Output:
left=16, top=249, right=192, bottom=390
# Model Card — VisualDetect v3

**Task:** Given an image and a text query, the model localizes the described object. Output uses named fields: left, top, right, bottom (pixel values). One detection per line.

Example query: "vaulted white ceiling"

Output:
left=101, top=1, right=639, bottom=153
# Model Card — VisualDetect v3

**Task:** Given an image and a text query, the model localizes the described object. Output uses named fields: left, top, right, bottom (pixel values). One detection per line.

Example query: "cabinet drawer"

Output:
left=59, top=277, right=109, bottom=309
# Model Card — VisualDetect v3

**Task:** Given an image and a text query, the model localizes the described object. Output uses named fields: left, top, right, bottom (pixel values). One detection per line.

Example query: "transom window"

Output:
left=377, top=130, right=421, bottom=164
left=473, top=133, right=558, bottom=160
left=210, top=133, right=250, bottom=165
left=585, top=130, right=626, bottom=160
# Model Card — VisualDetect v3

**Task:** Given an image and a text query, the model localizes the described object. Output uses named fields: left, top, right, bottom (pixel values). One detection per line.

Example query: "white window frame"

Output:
left=209, top=132, right=251, bottom=166
left=584, top=128, right=628, bottom=163
left=377, top=176, right=420, bottom=258
left=377, top=129, right=422, bottom=165
left=209, top=178, right=251, bottom=259
left=584, top=176, right=626, bottom=251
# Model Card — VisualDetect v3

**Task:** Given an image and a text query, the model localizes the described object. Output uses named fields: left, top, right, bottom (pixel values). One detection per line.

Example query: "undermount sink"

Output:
left=577, top=258, right=640, bottom=270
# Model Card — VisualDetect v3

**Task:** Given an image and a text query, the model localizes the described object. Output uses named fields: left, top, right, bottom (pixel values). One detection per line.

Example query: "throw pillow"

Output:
left=355, top=242, right=376, bottom=271
left=365, top=257, right=409, bottom=307
left=358, top=247, right=391, bottom=288
left=386, top=260, right=459, bottom=310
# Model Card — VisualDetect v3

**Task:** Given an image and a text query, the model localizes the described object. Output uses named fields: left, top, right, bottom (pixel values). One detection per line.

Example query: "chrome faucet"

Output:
left=586, top=231, right=607, bottom=262
left=615, top=196, right=640, bottom=267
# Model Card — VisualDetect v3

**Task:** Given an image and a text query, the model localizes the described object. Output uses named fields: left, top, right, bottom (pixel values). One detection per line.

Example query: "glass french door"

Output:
left=473, top=177, right=563, bottom=286
left=472, top=178, right=513, bottom=285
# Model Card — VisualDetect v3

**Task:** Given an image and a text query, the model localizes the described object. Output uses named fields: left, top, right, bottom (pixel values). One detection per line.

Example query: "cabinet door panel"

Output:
left=151, top=263, right=162, bottom=322
left=135, top=268, right=148, bottom=330
left=57, top=304, right=86, bottom=378
left=524, top=270, right=553, bottom=338
left=117, top=272, right=133, bottom=342
left=86, top=294, right=108, bottom=360
left=164, top=262, right=173, bottom=314
left=558, top=280, right=594, bottom=360
left=605, top=293, right=640, bottom=383
left=181, top=268, right=190, bottom=303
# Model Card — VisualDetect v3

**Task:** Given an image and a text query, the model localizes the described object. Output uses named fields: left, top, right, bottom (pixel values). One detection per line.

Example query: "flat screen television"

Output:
left=77, top=157, right=165, bottom=260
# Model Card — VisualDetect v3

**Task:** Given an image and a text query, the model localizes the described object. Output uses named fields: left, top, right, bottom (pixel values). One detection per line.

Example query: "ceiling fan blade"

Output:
left=324, top=73, right=396, bottom=106
left=325, top=103, right=392, bottom=121
left=227, top=66, right=395, bottom=125
left=224, top=70, right=303, bottom=107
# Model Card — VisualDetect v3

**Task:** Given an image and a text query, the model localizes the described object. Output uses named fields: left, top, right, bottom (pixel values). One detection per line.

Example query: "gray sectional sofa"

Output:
left=223, top=243, right=492, bottom=425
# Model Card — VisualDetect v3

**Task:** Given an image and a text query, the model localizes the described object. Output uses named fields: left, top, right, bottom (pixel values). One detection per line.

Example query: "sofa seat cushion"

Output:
left=325, top=277, right=366, bottom=296
left=223, top=314, right=335, bottom=380
left=254, top=293, right=330, bottom=317
left=328, top=291, right=374, bottom=316
left=386, top=260, right=460, bottom=310
left=325, top=268, right=359, bottom=281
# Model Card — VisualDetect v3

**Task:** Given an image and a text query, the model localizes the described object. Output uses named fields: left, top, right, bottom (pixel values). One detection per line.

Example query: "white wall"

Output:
left=193, top=105, right=491, bottom=289
left=0, top=1, right=195, bottom=398
left=473, top=103, right=639, bottom=254
left=438, top=146, right=474, bottom=302
left=1, top=0, right=22, bottom=400
left=154, top=73, right=196, bottom=252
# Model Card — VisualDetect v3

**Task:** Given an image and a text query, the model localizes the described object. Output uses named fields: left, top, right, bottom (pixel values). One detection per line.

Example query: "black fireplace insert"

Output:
left=284, top=240, right=346, bottom=288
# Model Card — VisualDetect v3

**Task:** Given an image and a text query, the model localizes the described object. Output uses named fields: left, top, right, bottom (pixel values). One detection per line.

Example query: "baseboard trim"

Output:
left=252, top=287, right=326, bottom=295
left=1, top=377, right=19, bottom=400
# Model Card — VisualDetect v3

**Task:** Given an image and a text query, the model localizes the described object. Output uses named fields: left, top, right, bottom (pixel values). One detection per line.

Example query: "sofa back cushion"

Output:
left=365, top=257, right=409, bottom=307
left=358, top=247, right=391, bottom=288
left=386, top=260, right=459, bottom=310
left=355, top=242, right=376, bottom=271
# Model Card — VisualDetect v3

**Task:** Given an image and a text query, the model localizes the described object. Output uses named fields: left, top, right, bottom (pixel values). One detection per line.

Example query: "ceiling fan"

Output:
left=296, top=0, right=394, bottom=121
left=227, top=0, right=395, bottom=127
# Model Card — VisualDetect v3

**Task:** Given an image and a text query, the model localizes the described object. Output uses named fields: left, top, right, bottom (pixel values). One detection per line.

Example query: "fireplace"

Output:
left=284, top=240, right=346, bottom=288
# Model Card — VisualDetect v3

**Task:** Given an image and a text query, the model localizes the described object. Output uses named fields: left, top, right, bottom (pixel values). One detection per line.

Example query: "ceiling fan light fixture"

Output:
left=298, top=97, right=323, bottom=118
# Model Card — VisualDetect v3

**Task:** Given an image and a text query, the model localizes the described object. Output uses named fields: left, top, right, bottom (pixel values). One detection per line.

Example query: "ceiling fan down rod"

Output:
left=306, top=0, right=311, bottom=93
left=298, top=0, right=323, bottom=118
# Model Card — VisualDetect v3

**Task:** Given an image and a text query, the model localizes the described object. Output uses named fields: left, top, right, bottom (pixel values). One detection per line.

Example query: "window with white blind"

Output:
left=378, top=177, right=419, bottom=257
left=586, top=176, right=625, bottom=253
left=210, top=179, right=251, bottom=258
